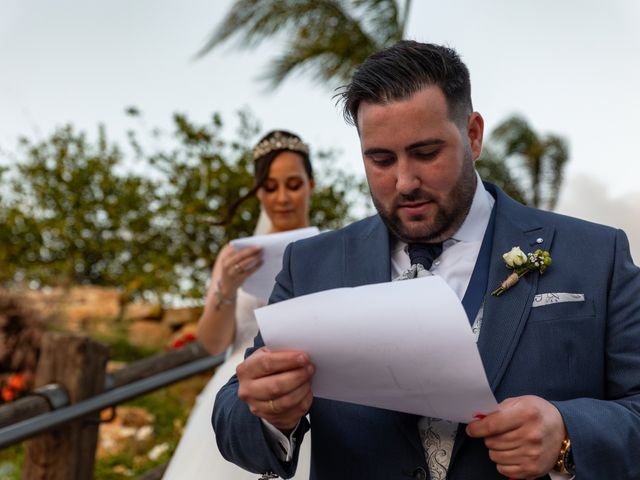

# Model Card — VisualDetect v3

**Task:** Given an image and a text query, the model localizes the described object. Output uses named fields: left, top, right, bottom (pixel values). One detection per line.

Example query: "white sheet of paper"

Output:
left=256, top=276, right=497, bottom=423
left=230, top=227, right=319, bottom=301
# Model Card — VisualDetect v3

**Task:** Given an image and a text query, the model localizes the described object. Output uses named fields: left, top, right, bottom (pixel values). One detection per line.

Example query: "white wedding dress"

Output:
left=164, top=211, right=311, bottom=479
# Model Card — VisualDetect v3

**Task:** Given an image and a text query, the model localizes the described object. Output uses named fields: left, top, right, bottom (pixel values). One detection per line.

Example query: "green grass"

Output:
left=89, top=323, right=161, bottom=363
left=94, top=374, right=209, bottom=479
left=0, top=445, right=23, bottom=480
left=86, top=318, right=206, bottom=478
left=102, top=334, right=160, bottom=363
left=0, top=376, right=207, bottom=480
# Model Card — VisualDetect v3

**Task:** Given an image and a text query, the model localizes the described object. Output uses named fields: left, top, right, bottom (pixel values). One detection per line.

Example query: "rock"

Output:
left=162, top=307, right=202, bottom=329
left=106, top=360, right=127, bottom=373
left=4, top=286, right=123, bottom=333
left=111, top=464, right=134, bottom=477
left=128, top=320, right=173, bottom=350
left=147, top=442, right=170, bottom=461
left=136, top=425, right=154, bottom=443
left=97, top=406, right=155, bottom=458
left=122, top=303, right=163, bottom=322
left=16, top=287, right=66, bottom=321
left=62, top=286, right=124, bottom=332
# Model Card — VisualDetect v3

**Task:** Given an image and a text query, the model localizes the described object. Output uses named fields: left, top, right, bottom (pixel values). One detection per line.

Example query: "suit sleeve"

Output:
left=212, top=243, right=311, bottom=478
left=552, top=229, right=640, bottom=479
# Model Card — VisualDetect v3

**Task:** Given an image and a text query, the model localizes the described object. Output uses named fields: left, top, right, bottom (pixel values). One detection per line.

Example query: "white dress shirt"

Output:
left=390, top=171, right=494, bottom=298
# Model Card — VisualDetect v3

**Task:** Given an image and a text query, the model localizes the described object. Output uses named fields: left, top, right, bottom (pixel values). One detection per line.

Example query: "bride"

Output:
left=163, top=130, right=314, bottom=479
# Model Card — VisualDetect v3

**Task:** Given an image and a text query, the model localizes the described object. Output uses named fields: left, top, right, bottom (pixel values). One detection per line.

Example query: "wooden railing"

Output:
left=0, top=332, right=224, bottom=479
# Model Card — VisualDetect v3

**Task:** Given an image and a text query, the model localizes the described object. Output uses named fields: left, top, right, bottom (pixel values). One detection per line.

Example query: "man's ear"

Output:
left=467, top=112, right=484, bottom=161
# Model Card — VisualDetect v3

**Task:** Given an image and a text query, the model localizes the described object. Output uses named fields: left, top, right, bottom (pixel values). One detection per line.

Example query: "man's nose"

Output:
left=396, top=160, right=421, bottom=194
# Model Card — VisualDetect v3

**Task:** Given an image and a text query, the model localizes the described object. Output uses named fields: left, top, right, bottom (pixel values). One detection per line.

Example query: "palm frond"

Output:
left=488, top=115, right=569, bottom=210
left=261, top=8, right=380, bottom=87
left=197, top=0, right=298, bottom=55
left=197, top=0, right=404, bottom=87
left=540, top=135, right=569, bottom=210
left=350, top=0, right=403, bottom=44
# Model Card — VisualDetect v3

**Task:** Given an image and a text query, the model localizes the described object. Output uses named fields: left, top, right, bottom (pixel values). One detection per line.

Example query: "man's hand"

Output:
left=236, top=347, right=315, bottom=433
left=466, top=395, right=567, bottom=480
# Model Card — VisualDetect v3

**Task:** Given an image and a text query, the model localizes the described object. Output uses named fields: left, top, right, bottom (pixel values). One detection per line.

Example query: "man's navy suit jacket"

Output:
left=213, top=183, right=640, bottom=479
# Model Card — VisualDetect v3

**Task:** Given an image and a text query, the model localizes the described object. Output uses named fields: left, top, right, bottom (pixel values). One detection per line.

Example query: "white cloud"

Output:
left=556, top=174, right=640, bottom=263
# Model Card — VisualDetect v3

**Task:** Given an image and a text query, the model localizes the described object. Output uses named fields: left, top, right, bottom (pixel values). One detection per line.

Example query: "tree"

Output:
left=126, top=109, right=368, bottom=298
left=201, top=2, right=570, bottom=207
left=0, top=110, right=368, bottom=300
left=199, top=0, right=412, bottom=88
left=1, top=125, right=165, bottom=292
left=476, top=145, right=528, bottom=206
left=478, top=115, right=569, bottom=210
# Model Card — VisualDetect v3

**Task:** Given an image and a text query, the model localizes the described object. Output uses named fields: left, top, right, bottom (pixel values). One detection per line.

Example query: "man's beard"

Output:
left=372, top=159, right=477, bottom=243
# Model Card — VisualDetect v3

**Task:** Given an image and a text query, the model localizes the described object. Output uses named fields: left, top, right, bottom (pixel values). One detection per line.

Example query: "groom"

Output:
left=213, top=41, right=640, bottom=479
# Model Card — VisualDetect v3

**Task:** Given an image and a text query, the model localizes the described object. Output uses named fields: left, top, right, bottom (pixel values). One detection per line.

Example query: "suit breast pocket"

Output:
left=502, top=297, right=603, bottom=399
left=527, top=296, right=595, bottom=323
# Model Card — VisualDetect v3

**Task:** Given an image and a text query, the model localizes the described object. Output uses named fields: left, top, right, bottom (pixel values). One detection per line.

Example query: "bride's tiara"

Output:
left=252, top=132, right=309, bottom=160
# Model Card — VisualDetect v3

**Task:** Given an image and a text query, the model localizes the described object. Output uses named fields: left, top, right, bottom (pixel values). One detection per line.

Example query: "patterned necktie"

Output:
left=408, top=242, right=443, bottom=270
left=404, top=241, right=457, bottom=480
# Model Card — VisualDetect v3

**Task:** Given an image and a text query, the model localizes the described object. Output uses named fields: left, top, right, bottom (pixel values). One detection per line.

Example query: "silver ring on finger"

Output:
left=234, top=263, right=243, bottom=274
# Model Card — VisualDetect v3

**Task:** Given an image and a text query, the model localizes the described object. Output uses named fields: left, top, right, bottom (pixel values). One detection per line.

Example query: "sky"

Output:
left=1, top=0, right=639, bottom=259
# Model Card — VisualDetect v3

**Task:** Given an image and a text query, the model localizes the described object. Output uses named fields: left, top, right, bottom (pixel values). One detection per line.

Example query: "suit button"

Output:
left=412, top=467, right=427, bottom=480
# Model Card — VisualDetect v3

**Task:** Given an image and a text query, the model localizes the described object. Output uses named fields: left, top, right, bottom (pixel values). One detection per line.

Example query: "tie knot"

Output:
left=408, top=242, right=443, bottom=270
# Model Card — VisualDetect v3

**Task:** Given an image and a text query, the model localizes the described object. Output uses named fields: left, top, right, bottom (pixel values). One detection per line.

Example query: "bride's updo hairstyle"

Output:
left=220, top=130, right=314, bottom=224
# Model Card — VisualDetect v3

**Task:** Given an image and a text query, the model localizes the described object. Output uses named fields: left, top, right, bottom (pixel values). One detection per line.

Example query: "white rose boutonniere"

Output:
left=502, top=247, right=528, bottom=268
left=492, top=247, right=552, bottom=296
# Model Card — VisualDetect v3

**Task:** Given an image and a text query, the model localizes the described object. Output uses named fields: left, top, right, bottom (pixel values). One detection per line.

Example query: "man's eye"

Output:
left=414, top=150, right=438, bottom=160
left=369, top=155, right=394, bottom=166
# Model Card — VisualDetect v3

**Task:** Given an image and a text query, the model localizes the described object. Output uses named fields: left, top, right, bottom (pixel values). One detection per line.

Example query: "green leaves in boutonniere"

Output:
left=491, top=247, right=552, bottom=296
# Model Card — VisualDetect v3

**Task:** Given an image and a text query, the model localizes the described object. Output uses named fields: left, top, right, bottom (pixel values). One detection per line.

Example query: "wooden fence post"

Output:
left=22, top=332, right=109, bottom=480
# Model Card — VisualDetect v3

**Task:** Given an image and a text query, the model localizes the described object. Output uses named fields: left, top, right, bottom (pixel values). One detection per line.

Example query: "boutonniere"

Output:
left=491, top=247, right=552, bottom=296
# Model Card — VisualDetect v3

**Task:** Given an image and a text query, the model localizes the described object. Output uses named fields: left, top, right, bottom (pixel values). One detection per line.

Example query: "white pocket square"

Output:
left=532, top=293, right=585, bottom=307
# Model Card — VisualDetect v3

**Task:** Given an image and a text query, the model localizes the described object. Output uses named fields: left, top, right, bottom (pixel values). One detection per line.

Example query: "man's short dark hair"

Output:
left=338, top=40, right=473, bottom=128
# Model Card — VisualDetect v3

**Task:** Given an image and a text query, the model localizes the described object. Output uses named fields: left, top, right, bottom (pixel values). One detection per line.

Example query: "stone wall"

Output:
left=15, top=286, right=202, bottom=350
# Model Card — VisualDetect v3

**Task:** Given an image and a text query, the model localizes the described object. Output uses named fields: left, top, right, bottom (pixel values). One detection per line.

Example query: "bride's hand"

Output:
left=217, top=244, right=263, bottom=296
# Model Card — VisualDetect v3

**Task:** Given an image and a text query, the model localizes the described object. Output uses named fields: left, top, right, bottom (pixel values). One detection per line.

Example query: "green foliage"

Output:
left=478, top=115, right=569, bottom=209
left=0, top=110, right=367, bottom=300
left=309, top=149, right=372, bottom=229
left=476, top=145, right=528, bottom=205
left=126, top=111, right=262, bottom=298
left=199, top=0, right=412, bottom=88
left=3, top=126, right=162, bottom=291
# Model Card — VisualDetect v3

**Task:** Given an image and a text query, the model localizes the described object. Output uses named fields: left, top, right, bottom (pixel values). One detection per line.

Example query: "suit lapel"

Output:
left=450, top=184, right=556, bottom=470
left=343, top=215, right=392, bottom=287
left=478, top=190, right=556, bottom=391
left=341, top=217, right=426, bottom=451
